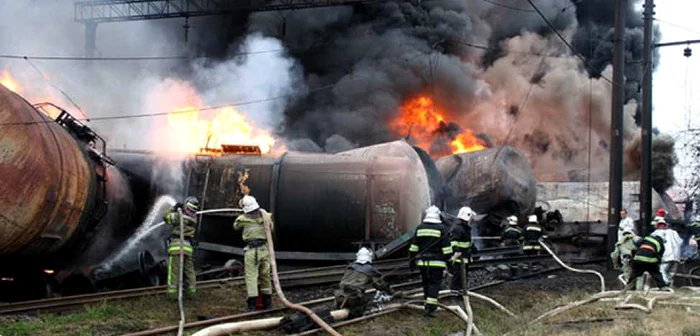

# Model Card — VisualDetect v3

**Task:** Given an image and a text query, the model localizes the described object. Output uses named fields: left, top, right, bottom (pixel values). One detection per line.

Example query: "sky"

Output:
left=652, top=0, right=700, bottom=186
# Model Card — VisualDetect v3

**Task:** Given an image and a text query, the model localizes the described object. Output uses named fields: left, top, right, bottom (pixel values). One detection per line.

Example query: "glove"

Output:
left=174, top=202, right=184, bottom=209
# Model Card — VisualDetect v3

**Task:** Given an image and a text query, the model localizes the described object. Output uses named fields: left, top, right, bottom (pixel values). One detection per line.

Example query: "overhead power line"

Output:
left=654, top=18, right=700, bottom=36
left=0, top=84, right=335, bottom=126
left=525, top=0, right=618, bottom=87
left=0, top=49, right=287, bottom=62
left=477, top=0, right=534, bottom=12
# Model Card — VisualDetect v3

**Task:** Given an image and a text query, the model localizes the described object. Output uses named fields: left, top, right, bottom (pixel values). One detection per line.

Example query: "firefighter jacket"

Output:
left=523, top=223, right=547, bottom=249
left=501, top=226, right=523, bottom=245
left=610, top=232, right=642, bottom=268
left=233, top=209, right=274, bottom=243
left=339, top=262, right=390, bottom=294
left=409, top=221, right=453, bottom=267
left=690, top=222, right=700, bottom=243
left=163, top=207, right=197, bottom=240
left=633, top=235, right=665, bottom=264
left=449, top=222, right=473, bottom=263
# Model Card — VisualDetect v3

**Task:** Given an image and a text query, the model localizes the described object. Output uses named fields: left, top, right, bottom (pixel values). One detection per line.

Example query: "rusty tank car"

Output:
left=187, top=140, right=438, bottom=261
left=436, top=146, right=537, bottom=217
left=0, top=85, right=135, bottom=300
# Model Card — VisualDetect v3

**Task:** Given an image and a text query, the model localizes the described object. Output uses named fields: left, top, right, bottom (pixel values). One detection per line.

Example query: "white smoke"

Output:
left=0, top=2, right=303, bottom=153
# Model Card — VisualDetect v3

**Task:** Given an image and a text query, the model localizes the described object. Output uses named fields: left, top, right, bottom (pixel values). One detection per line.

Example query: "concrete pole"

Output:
left=640, top=0, right=655, bottom=236
left=607, top=0, right=626, bottom=270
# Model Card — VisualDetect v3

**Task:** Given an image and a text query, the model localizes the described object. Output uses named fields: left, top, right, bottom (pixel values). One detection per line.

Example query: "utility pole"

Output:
left=606, top=0, right=626, bottom=270
left=640, top=0, right=655, bottom=236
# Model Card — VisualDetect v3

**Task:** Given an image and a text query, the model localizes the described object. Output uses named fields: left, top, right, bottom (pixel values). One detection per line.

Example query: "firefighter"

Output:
left=408, top=206, right=453, bottom=317
left=501, top=216, right=523, bottom=248
left=334, top=247, right=393, bottom=318
left=448, top=207, right=475, bottom=292
left=234, top=195, right=274, bottom=312
left=523, top=215, right=546, bottom=255
left=610, top=228, right=643, bottom=289
left=163, top=196, right=199, bottom=298
left=650, top=208, right=666, bottom=230
left=624, top=234, right=670, bottom=291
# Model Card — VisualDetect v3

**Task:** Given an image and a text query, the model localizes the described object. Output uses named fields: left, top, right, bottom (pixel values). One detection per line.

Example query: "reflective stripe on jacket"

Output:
left=409, top=221, right=452, bottom=261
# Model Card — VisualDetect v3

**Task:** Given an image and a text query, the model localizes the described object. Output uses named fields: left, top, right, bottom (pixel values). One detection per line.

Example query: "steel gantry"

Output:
left=74, top=0, right=390, bottom=55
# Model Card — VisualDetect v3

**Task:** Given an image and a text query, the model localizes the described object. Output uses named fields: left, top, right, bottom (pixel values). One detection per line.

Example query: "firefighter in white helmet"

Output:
left=408, top=205, right=453, bottom=316
left=523, top=215, right=546, bottom=255
left=334, top=247, right=392, bottom=318
left=234, top=195, right=275, bottom=311
left=448, top=206, right=476, bottom=292
left=501, top=216, right=523, bottom=248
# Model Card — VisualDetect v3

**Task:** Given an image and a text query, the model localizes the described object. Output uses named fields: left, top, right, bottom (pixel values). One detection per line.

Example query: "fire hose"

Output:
left=176, top=208, right=186, bottom=336
left=539, top=239, right=606, bottom=292
left=261, top=212, right=342, bottom=336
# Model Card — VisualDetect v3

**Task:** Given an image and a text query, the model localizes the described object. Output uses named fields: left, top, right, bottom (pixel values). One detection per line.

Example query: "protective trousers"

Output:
left=625, top=261, right=668, bottom=290
left=449, top=260, right=468, bottom=291
left=660, top=261, right=679, bottom=287
left=244, top=245, right=272, bottom=297
left=418, top=261, right=445, bottom=310
left=167, top=240, right=196, bottom=296
left=620, top=257, right=643, bottom=290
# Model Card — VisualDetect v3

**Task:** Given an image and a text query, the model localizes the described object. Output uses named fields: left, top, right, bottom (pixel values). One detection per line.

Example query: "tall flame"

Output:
left=392, top=95, right=485, bottom=156
left=165, top=105, right=278, bottom=155
left=0, top=69, right=21, bottom=94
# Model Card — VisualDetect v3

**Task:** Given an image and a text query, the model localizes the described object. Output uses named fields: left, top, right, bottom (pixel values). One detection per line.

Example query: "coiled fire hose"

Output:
left=176, top=208, right=186, bottom=336
left=262, top=212, right=342, bottom=336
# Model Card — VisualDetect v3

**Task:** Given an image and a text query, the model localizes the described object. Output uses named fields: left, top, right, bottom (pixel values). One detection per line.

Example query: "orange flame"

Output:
left=392, top=95, right=485, bottom=156
left=165, top=105, right=278, bottom=155
left=0, top=69, right=21, bottom=94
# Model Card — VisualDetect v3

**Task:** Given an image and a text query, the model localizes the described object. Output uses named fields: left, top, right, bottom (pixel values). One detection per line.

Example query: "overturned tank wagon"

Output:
left=189, top=140, right=437, bottom=261
left=436, top=146, right=537, bottom=217
left=0, top=85, right=135, bottom=300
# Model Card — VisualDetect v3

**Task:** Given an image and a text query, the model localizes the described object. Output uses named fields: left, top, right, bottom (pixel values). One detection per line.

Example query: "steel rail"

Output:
left=126, top=263, right=581, bottom=336
left=0, top=246, right=543, bottom=315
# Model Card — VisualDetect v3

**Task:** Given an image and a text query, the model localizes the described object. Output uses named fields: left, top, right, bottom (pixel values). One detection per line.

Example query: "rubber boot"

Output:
left=424, top=305, right=437, bottom=317
left=262, top=294, right=272, bottom=310
left=241, top=297, right=257, bottom=312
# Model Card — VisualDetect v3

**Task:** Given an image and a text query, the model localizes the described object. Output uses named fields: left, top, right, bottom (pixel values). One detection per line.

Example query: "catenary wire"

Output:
left=525, top=0, right=618, bottom=87
left=0, top=84, right=335, bottom=126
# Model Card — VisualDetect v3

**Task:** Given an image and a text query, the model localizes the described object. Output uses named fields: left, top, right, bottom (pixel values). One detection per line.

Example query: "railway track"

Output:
left=0, top=246, right=550, bottom=316
left=122, top=265, right=571, bottom=336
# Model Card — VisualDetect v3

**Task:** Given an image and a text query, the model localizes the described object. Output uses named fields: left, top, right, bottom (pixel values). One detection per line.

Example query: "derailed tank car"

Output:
left=436, top=146, right=536, bottom=217
left=0, top=85, right=135, bottom=300
left=189, top=140, right=438, bottom=261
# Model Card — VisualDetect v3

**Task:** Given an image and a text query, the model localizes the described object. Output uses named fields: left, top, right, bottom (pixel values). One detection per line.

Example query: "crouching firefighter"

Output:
left=334, top=247, right=393, bottom=318
left=163, top=196, right=199, bottom=298
left=234, top=195, right=274, bottom=312
left=624, top=234, right=669, bottom=291
left=409, top=206, right=453, bottom=317
left=610, top=229, right=643, bottom=289
left=449, top=207, right=475, bottom=292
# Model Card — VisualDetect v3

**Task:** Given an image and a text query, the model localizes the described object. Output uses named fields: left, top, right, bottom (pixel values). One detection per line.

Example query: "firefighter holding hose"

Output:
left=409, top=206, right=453, bottom=317
left=163, top=196, right=199, bottom=298
left=234, top=195, right=274, bottom=312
